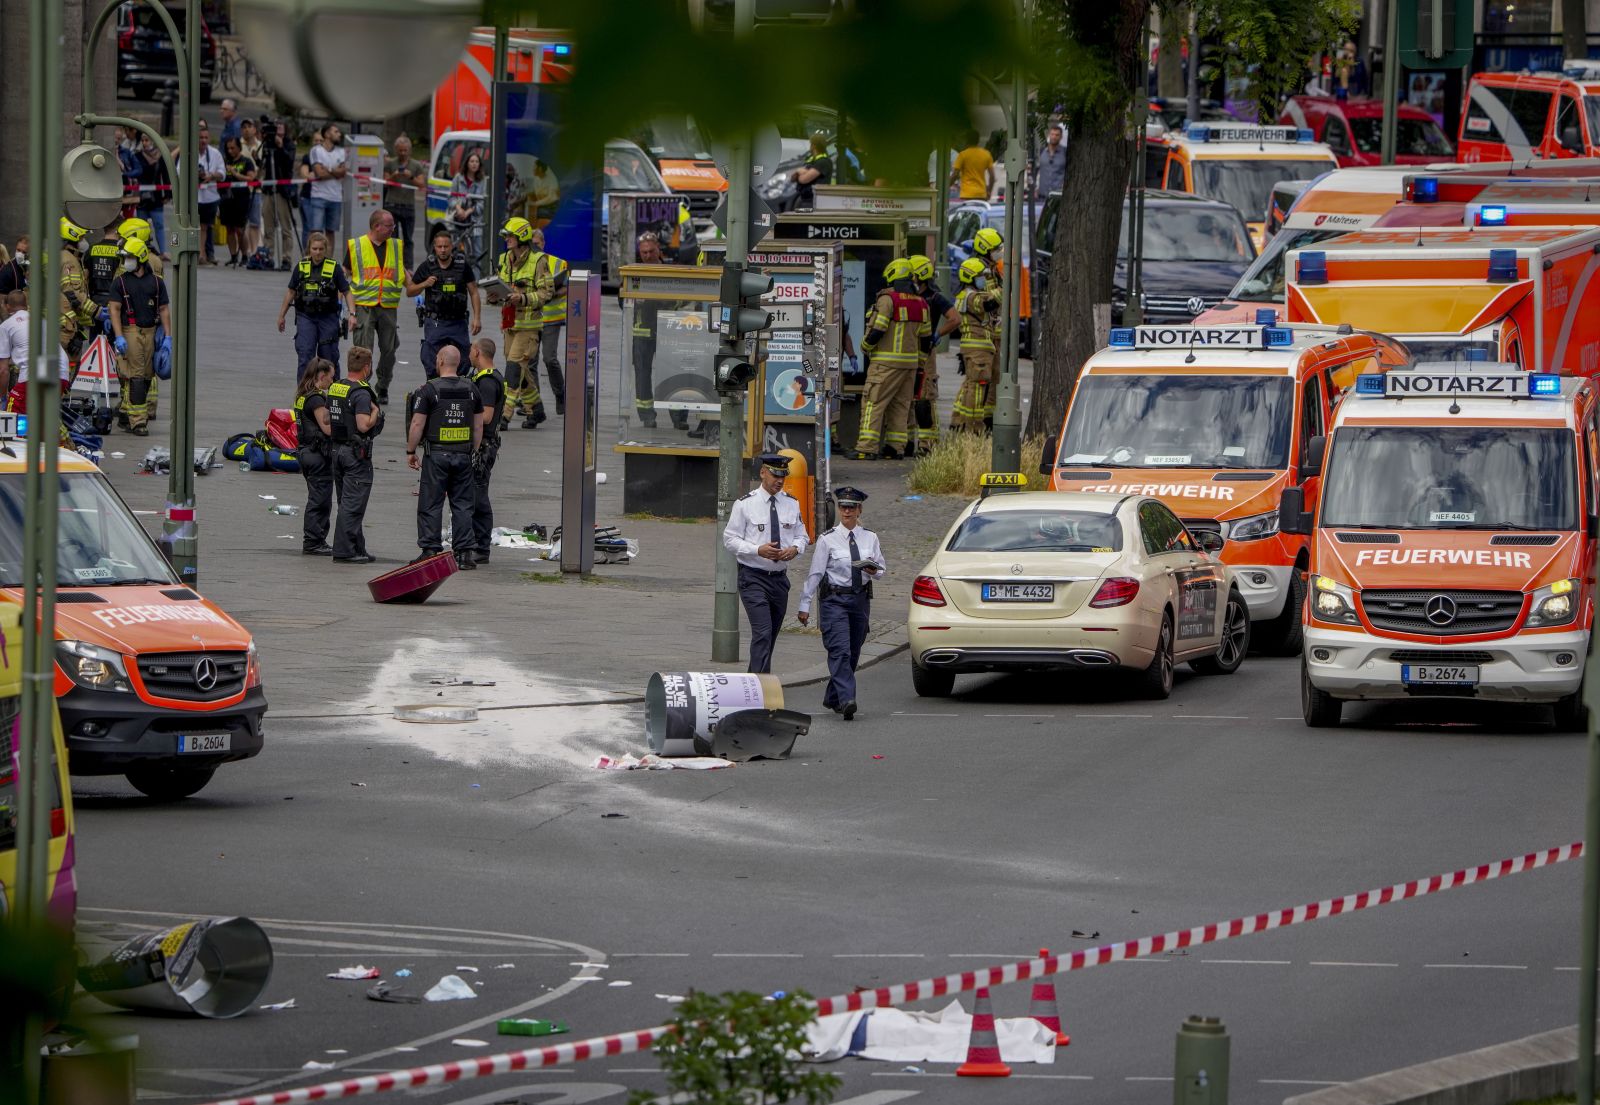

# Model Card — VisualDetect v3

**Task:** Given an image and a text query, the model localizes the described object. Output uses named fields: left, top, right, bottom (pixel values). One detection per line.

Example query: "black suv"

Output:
left=117, top=1, right=216, bottom=102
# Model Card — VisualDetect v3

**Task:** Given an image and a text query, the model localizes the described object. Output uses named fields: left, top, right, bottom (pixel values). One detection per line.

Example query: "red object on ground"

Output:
left=955, top=986, right=1012, bottom=1077
left=367, top=552, right=458, bottom=604
left=1029, top=948, right=1070, bottom=1046
left=265, top=408, right=298, bottom=451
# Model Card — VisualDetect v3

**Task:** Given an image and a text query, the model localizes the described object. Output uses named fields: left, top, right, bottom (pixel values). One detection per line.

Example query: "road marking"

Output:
left=1075, top=713, right=1152, bottom=718
left=1310, top=961, right=1398, bottom=968
left=612, top=952, right=691, bottom=958
left=830, top=1092, right=925, bottom=1104
left=869, top=1072, right=1089, bottom=1081
left=1274, top=717, right=1303, bottom=720
left=1261, top=1080, right=1341, bottom=1086
left=1424, top=963, right=1528, bottom=970
left=1174, top=715, right=1249, bottom=720
left=948, top=953, right=1030, bottom=959
left=1204, top=959, right=1290, bottom=965
left=982, top=713, right=1055, bottom=718
left=834, top=953, right=927, bottom=958
left=1126, top=1076, right=1175, bottom=1081
left=711, top=953, right=804, bottom=958
left=893, top=712, right=958, bottom=717
left=607, top=1069, right=662, bottom=1074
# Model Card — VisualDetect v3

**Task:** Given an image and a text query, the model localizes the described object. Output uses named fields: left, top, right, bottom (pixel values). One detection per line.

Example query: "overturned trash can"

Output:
left=645, top=672, right=810, bottom=762
left=77, top=917, right=273, bottom=1019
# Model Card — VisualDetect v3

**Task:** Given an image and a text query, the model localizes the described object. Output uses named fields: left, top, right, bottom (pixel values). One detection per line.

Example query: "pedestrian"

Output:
left=278, top=231, right=355, bottom=381
left=853, top=258, right=931, bottom=460
left=450, top=149, right=489, bottom=271
left=116, top=127, right=142, bottom=220
left=297, top=128, right=318, bottom=248
left=0, top=236, right=28, bottom=295
left=789, top=132, right=833, bottom=210
left=239, top=117, right=265, bottom=263
left=495, top=216, right=552, bottom=427
left=1036, top=122, right=1067, bottom=199
left=218, top=97, right=242, bottom=144
left=406, top=223, right=480, bottom=380
left=187, top=121, right=226, bottom=264
left=258, top=120, right=298, bottom=269
left=628, top=231, right=680, bottom=430
left=108, top=236, right=170, bottom=437
left=797, top=488, right=884, bottom=720
left=405, top=344, right=483, bottom=570
left=307, top=123, right=348, bottom=243
left=530, top=227, right=568, bottom=414
left=951, top=129, right=995, bottom=201
left=907, top=254, right=956, bottom=456
left=721, top=453, right=809, bottom=674
left=466, top=337, right=504, bottom=564
left=136, top=133, right=171, bottom=259
left=0, top=290, right=70, bottom=402
left=327, top=345, right=383, bottom=564
left=220, top=135, right=257, bottom=267
left=345, top=208, right=402, bottom=403
left=950, top=257, right=1001, bottom=431
left=384, top=134, right=428, bottom=271
left=293, top=357, right=336, bottom=555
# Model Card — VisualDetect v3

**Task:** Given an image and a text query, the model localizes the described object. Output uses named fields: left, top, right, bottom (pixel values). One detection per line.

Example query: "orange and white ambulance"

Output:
left=1284, top=225, right=1600, bottom=374
left=1462, top=178, right=1600, bottom=227
left=1283, top=362, right=1596, bottom=728
left=1156, top=123, right=1340, bottom=251
left=1050, top=322, right=1411, bottom=652
left=0, top=415, right=265, bottom=800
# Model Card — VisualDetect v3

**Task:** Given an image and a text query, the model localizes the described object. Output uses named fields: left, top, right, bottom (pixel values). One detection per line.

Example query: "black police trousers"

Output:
left=418, top=448, right=476, bottom=555
left=331, top=442, right=373, bottom=559
left=421, top=319, right=470, bottom=379
left=470, top=440, right=499, bottom=553
left=295, top=312, right=340, bottom=380
left=300, top=445, right=333, bottom=549
left=820, top=590, right=870, bottom=709
left=738, top=564, right=790, bottom=674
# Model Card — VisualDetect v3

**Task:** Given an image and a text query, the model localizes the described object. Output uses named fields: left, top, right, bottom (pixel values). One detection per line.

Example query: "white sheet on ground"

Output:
left=806, top=1000, right=1056, bottom=1064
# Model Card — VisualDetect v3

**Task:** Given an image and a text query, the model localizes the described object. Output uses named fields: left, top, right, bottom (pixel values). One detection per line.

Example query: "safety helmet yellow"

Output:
left=973, top=227, right=1003, bottom=256
left=121, top=237, right=151, bottom=265
left=501, top=217, right=534, bottom=243
left=958, top=257, right=987, bottom=285
left=118, top=216, right=153, bottom=244
left=908, top=254, right=934, bottom=282
left=60, top=216, right=89, bottom=244
left=882, top=258, right=911, bottom=282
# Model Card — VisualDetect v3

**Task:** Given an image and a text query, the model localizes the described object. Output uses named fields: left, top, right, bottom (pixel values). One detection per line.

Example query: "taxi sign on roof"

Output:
left=0, top=411, right=24, bottom=439
left=1108, top=325, right=1294, bottom=351
left=1355, top=370, right=1561, bottom=398
left=979, top=472, right=1027, bottom=487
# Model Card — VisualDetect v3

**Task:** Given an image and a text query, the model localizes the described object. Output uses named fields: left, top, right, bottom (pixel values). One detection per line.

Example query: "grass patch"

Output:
left=906, top=433, right=1046, bottom=497
left=624, top=511, right=714, bottom=524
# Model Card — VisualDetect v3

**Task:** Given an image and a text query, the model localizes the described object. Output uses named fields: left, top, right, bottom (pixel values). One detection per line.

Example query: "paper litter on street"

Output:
left=326, top=965, right=380, bottom=980
left=592, top=752, right=734, bottom=771
left=805, top=1000, right=1056, bottom=1064
left=301, top=1061, right=336, bottom=1071
left=451, top=1038, right=489, bottom=1048
left=259, top=998, right=297, bottom=1011
left=424, top=974, right=478, bottom=1001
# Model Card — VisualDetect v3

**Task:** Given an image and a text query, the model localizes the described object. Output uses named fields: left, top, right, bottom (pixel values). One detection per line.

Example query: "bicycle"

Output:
left=216, top=40, right=271, bottom=101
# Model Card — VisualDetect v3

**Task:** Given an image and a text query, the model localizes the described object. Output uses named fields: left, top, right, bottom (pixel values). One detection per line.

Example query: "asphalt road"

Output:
left=72, top=651, right=1586, bottom=1105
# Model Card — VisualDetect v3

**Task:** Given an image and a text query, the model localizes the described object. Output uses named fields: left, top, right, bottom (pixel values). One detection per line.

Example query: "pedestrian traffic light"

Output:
left=714, top=351, right=758, bottom=394
left=719, top=261, right=774, bottom=339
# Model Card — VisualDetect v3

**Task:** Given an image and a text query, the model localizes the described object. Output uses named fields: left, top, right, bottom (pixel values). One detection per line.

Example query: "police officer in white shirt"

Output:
left=722, top=453, right=809, bottom=673
left=798, top=488, right=884, bottom=719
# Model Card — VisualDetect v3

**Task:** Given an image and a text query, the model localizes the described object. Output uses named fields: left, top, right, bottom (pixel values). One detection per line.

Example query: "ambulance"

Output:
left=1154, top=123, right=1339, bottom=250
left=1284, top=225, right=1600, bottom=374
left=0, top=414, right=265, bottom=800
left=1283, top=362, right=1596, bottom=729
left=1462, top=179, right=1600, bottom=227
left=1050, top=322, right=1411, bottom=653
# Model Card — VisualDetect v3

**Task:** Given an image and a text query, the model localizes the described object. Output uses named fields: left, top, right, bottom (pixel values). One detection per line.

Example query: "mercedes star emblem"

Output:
left=1186, top=295, right=1207, bottom=315
left=192, top=656, right=219, bottom=692
left=1424, top=595, right=1458, bottom=627
left=1010, top=564, right=1024, bottom=575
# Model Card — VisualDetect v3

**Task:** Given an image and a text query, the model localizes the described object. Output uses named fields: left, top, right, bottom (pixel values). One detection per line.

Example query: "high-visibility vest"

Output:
left=346, top=235, right=402, bottom=309
left=497, top=247, right=548, bottom=330
left=540, top=255, right=569, bottom=327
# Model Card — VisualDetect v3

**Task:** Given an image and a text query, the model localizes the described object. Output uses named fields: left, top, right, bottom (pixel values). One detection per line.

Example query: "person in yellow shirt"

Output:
left=951, top=130, right=995, bottom=201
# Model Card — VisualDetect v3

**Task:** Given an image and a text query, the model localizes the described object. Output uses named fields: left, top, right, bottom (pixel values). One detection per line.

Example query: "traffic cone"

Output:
left=1030, top=949, right=1071, bottom=1046
left=955, top=987, right=1012, bottom=1077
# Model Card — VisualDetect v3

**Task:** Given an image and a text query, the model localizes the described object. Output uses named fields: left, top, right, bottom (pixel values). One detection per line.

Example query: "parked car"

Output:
left=1148, top=97, right=1237, bottom=133
left=116, top=0, right=216, bottom=102
left=1279, top=96, right=1454, bottom=167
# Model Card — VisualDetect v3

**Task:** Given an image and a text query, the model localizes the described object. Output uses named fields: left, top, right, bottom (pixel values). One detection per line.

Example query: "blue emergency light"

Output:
left=1479, top=204, right=1507, bottom=225
left=1184, top=125, right=1210, bottom=142
left=1254, top=308, right=1278, bottom=325
left=1297, top=251, right=1328, bottom=285
left=14, top=414, right=24, bottom=436
left=1108, top=327, right=1135, bottom=347
left=1464, top=347, right=1489, bottom=361
left=1412, top=177, right=1439, bottom=203
left=1355, top=374, right=1385, bottom=395
left=1529, top=373, right=1562, bottom=396
left=1263, top=327, right=1294, bottom=348
left=1296, top=128, right=1315, bottom=142
left=552, top=43, right=571, bottom=55
left=1487, top=248, right=1519, bottom=282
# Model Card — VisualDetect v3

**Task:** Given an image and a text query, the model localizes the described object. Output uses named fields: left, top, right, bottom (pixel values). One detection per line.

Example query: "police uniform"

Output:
left=798, top=488, right=884, bottom=718
left=721, top=454, right=809, bottom=673
left=327, top=376, right=384, bottom=562
left=84, top=236, right=122, bottom=309
left=410, top=374, right=482, bottom=563
left=413, top=255, right=475, bottom=379
left=538, top=252, right=570, bottom=413
left=468, top=361, right=506, bottom=559
left=289, top=258, right=348, bottom=379
left=294, top=387, right=334, bottom=553
left=111, top=263, right=167, bottom=433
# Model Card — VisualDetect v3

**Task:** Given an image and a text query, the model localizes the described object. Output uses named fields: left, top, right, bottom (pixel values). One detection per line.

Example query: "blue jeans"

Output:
left=305, top=198, right=341, bottom=244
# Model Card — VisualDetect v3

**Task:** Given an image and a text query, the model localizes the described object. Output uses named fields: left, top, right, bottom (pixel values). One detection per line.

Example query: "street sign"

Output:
left=1397, top=0, right=1472, bottom=69
left=766, top=304, right=809, bottom=329
left=712, top=186, right=776, bottom=243
left=791, top=220, right=899, bottom=241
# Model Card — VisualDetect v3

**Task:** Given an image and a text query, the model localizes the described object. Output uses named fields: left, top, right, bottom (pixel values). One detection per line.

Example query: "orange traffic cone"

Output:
left=956, top=986, right=1012, bottom=1077
left=1030, top=949, right=1071, bottom=1046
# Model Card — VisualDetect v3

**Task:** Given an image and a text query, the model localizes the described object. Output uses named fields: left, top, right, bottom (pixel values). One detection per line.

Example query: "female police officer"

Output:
left=797, top=488, right=884, bottom=720
left=277, top=231, right=354, bottom=381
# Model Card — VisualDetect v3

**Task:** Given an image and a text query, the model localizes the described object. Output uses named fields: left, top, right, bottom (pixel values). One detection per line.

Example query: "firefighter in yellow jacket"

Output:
left=497, top=217, right=554, bottom=428
left=950, top=258, right=1001, bottom=431
left=57, top=217, right=97, bottom=368
left=853, top=258, right=932, bottom=460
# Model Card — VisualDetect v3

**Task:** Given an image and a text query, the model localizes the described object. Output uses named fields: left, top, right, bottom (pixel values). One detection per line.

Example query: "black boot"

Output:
left=547, top=365, right=566, bottom=415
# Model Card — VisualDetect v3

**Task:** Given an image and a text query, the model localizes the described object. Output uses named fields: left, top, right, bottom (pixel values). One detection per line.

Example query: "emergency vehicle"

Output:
left=1458, top=72, right=1600, bottom=163
left=1284, top=362, right=1596, bottom=729
left=1050, top=322, right=1411, bottom=653
left=1284, top=225, right=1600, bottom=374
left=1462, top=179, right=1600, bottom=227
left=1155, top=123, right=1339, bottom=250
left=0, top=415, right=265, bottom=800
left=1279, top=96, right=1454, bottom=168
left=430, top=28, right=574, bottom=145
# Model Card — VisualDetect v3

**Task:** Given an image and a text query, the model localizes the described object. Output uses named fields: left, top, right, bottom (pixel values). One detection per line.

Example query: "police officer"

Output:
left=906, top=254, right=957, bottom=456
left=84, top=221, right=124, bottom=418
left=951, top=258, right=1001, bottom=431
left=108, top=237, right=170, bottom=437
left=530, top=227, right=568, bottom=414
left=406, top=223, right=481, bottom=379
left=277, top=231, right=354, bottom=381
left=466, top=337, right=505, bottom=563
left=406, top=344, right=484, bottom=570
left=327, top=346, right=384, bottom=564
left=496, top=216, right=553, bottom=428
left=721, top=454, right=809, bottom=674
left=797, top=488, right=884, bottom=720
left=854, top=259, right=932, bottom=460
left=292, top=356, right=336, bottom=554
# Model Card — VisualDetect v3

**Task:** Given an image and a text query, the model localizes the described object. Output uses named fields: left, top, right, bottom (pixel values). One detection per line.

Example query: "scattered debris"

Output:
left=367, top=981, right=421, bottom=1004
left=903, top=495, right=923, bottom=502
left=327, top=966, right=380, bottom=980
left=656, top=994, right=685, bottom=1004
left=110, top=451, right=126, bottom=459
left=393, top=703, right=479, bottom=723
left=351, top=782, right=367, bottom=787
left=601, top=812, right=628, bottom=819
left=302, top=1061, right=336, bottom=1072
left=592, top=752, right=734, bottom=772
left=1070, top=930, right=1099, bottom=940
left=451, top=1039, right=489, bottom=1048
left=424, top=974, right=478, bottom=1002
left=871, top=755, right=885, bottom=760
left=259, top=998, right=297, bottom=1011
left=258, top=494, right=277, bottom=501
left=902, top=1066, right=924, bottom=1074
left=394, top=969, right=412, bottom=978
left=495, top=963, right=515, bottom=970
left=429, top=678, right=498, bottom=687
left=454, top=966, right=479, bottom=973
left=498, top=1018, right=570, bottom=1037
left=608, top=980, right=632, bottom=987
left=325, top=1050, right=348, bottom=1056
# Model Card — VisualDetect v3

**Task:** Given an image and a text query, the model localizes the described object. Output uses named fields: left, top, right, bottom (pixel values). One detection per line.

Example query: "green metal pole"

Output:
left=166, top=0, right=200, bottom=583
left=990, top=0, right=1025, bottom=474
left=1580, top=637, right=1600, bottom=1103
left=1380, top=0, right=1399, bottom=166
left=712, top=0, right=755, bottom=663
left=493, top=26, right=508, bottom=82
left=933, top=140, right=951, bottom=298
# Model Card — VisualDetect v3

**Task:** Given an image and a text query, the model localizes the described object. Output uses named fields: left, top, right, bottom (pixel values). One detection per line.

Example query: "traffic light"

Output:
left=714, top=351, right=758, bottom=394
left=719, top=261, right=774, bottom=340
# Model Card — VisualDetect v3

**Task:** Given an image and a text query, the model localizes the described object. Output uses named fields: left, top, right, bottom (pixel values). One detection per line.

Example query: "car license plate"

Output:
left=981, top=582, right=1054, bottom=602
left=177, top=732, right=231, bottom=754
left=1401, top=664, right=1479, bottom=686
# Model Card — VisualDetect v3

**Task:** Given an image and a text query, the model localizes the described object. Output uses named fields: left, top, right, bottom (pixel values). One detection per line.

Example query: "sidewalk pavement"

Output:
left=92, top=267, right=1033, bottom=718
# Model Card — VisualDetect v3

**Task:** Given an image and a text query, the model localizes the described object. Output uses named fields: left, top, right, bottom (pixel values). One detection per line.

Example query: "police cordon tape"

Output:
left=125, top=175, right=476, bottom=197
left=199, top=840, right=1582, bottom=1105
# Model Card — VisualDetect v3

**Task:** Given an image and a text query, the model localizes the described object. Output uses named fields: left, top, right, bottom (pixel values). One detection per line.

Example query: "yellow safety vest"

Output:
left=540, top=255, right=569, bottom=327
left=497, top=247, right=548, bottom=330
left=346, top=235, right=402, bottom=309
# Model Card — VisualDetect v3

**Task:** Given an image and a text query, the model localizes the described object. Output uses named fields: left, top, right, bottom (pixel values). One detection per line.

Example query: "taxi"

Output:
left=0, top=413, right=265, bottom=799
left=1156, top=123, right=1339, bottom=250
left=1282, top=363, right=1596, bottom=728
left=908, top=480, right=1248, bottom=700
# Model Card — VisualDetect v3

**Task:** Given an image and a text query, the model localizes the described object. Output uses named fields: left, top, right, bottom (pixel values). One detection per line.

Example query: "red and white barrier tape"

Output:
left=124, top=175, right=469, bottom=196
left=201, top=841, right=1581, bottom=1105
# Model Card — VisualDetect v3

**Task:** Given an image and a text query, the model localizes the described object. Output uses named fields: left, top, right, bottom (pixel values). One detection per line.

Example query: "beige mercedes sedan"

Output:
left=908, top=489, right=1248, bottom=699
